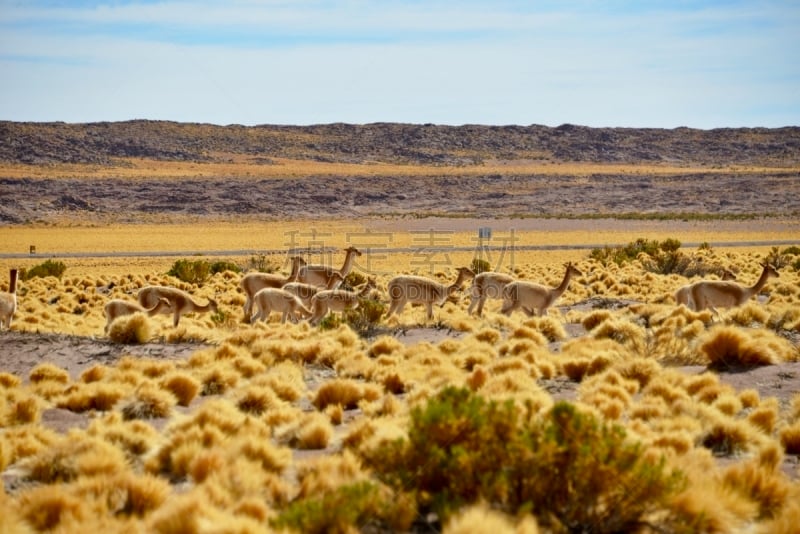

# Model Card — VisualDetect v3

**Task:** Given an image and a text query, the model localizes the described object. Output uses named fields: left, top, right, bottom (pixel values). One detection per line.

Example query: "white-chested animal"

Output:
left=674, top=268, right=736, bottom=310
left=385, top=267, right=473, bottom=321
left=297, top=246, right=361, bottom=288
left=282, top=272, right=345, bottom=308
left=0, top=268, right=19, bottom=330
left=137, top=286, right=218, bottom=327
left=250, top=288, right=312, bottom=324
left=240, top=256, right=306, bottom=322
left=467, top=270, right=516, bottom=316
left=308, top=277, right=377, bottom=326
left=501, top=262, right=583, bottom=317
left=104, top=297, right=172, bottom=333
left=689, top=262, right=779, bottom=314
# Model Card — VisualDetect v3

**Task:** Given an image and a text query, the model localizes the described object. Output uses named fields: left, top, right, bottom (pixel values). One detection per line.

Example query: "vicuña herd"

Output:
left=0, top=247, right=782, bottom=336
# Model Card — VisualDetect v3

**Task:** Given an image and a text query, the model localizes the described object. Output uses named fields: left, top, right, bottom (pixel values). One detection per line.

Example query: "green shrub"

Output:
left=22, top=259, right=67, bottom=280
left=167, top=259, right=210, bottom=284
left=363, top=387, right=686, bottom=531
left=247, top=254, right=276, bottom=273
left=782, top=245, right=800, bottom=256
left=209, top=260, right=240, bottom=275
left=343, top=271, right=367, bottom=290
left=271, top=480, right=413, bottom=533
left=343, top=298, right=387, bottom=338
left=765, top=246, right=790, bottom=269
left=470, top=257, right=491, bottom=275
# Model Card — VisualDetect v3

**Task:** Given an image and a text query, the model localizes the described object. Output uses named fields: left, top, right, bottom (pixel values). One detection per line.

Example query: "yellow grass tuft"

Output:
left=16, top=484, right=88, bottom=532
left=108, top=312, right=155, bottom=344
left=87, top=412, right=160, bottom=458
left=120, top=383, right=176, bottom=420
left=159, top=371, right=201, bottom=407
left=199, top=364, right=239, bottom=396
left=590, top=317, right=647, bottom=355
left=444, top=503, right=540, bottom=534
left=79, top=364, right=108, bottom=383
left=580, top=309, right=614, bottom=331
left=234, top=385, right=283, bottom=415
left=29, top=362, right=70, bottom=384
left=295, top=450, right=369, bottom=499
left=726, top=301, right=771, bottom=326
left=312, top=378, right=382, bottom=410
left=779, top=422, right=800, bottom=454
left=0, top=372, right=22, bottom=388
left=699, top=326, right=782, bottom=369
left=22, top=430, right=129, bottom=483
left=469, top=327, right=502, bottom=345
left=747, top=398, right=780, bottom=434
left=722, top=461, right=792, bottom=520
left=368, top=335, right=405, bottom=358
left=56, top=381, right=129, bottom=412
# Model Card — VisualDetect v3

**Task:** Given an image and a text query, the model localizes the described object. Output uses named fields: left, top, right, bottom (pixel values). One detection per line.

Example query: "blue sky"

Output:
left=1, top=1, right=798, bottom=128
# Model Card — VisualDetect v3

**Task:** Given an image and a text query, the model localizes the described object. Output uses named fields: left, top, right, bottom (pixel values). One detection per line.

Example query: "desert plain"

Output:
left=1, top=121, right=800, bottom=533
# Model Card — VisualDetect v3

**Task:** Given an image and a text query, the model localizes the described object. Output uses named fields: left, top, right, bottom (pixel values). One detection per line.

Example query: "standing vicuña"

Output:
left=688, top=262, right=779, bottom=313
left=297, top=246, right=362, bottom=288
left=104, top=297, right=173, bottom=333
left=240, top=256, right=305, bottom=322
left=282, top=272, right=345, bottom=309
left=467, top=270, right=516, bottom=316
left=385, top=267, right=473, bottom=321
left=0, top=268, right=19, bottom=330
left=250, top=288, right=312, bottom=324
left=137, top=286, right=218, bottom=327
left=674, top=268, right=736, bottom=309
left=501, top=262, right=583, bottom=316
left=309, top=277, right=377, bottom=326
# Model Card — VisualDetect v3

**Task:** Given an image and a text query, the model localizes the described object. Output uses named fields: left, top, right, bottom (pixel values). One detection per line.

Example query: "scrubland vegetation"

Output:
left=2, top=239, right=800, bottom=533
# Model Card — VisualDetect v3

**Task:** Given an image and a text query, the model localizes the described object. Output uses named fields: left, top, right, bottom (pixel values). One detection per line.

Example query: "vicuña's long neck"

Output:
left=9, top=269, right=18, bottom=294
left=745, top=266, right=772, bottom=298
left=552, top=268, right=573, bottom=297
left=289, top=260, right=302, bottom=281
left=339, top=251, right=357, bottom=276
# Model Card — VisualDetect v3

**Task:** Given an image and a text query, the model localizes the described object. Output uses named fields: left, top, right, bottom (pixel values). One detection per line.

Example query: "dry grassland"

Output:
left=2, top=234, right=800, bottom=532
left=0, top=157, right=791, bottom=181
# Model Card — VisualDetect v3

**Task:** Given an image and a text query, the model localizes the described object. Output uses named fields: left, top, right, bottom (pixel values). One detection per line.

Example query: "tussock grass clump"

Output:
left=56, top=382, right=129, bottom=413
left=277, top=412, right=334, bottom=450
left=0, top=372, right=22, bottom=388
left=120, top=384, right=176, bottom=420
left=2, top=390, right=41, bottom=426
left=108, top=313, right=155, bottom=344
left=199, top=364, right=239, bottom=396
left=29, top=362, right=70, bottom=384
left=87, top=412, right=160, bottom=458
left=21, top=431, right=129, bottom=484
left=367, top=335, right=405, bottom=358
left=16, top=484, right=88, bottom=531
left=698, top=326, right=788, bottom=369
left=312, top=379, right=382, bottom=410
left=159, top=371, right=200, bottom=407
left=779, top=422, right=800, bottom=454
left=234, top=385, right=283, bottom=415
left=722, top=461, right=793, bottom=520
left=444, top=504, right=539, bottom=533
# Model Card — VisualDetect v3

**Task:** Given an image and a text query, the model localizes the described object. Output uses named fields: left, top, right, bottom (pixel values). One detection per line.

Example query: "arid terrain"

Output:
left=2, top=121, right=800, bottom=532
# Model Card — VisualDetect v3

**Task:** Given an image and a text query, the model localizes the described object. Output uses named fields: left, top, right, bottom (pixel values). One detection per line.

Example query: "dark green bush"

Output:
left=167, top=259, right=210, bottom=284
left=210, top=260, right=240, bottom=275
left=271, top=481, right=413, bottom=534
left=247, top=254, right=276, bottom=273
left=343, top=298, right=386, bottom=337
left=343, top=271, right=367, bottom=290
left=22, top=259, right=67, bottom=280
left=470, top=257, right=491, bottom=275
left=363, top=387, right=686, bottom=531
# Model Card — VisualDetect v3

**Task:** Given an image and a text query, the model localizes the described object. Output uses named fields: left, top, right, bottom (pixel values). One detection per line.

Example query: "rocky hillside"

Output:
left=2, top=120, right=799, bottom=166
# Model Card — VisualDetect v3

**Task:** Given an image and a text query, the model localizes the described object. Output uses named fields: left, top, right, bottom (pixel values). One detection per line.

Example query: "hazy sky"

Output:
left=1, top=1, right=798, bottom=128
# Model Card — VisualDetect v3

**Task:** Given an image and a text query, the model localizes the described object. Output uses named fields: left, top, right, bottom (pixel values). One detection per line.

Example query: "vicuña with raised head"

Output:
left=467, top=269, right=516, bottom=316
left=297, top=246, right=361, bottom=288
left=688, top=262, right=779, bottom=313
left=674, top=268, right=736, bottom=309
left=501, top=262, right=583, bottom=316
